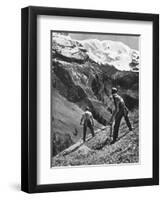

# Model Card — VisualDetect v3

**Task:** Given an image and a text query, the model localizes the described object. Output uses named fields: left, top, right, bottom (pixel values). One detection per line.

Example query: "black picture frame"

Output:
left=21, top=6, right=159, bottom=193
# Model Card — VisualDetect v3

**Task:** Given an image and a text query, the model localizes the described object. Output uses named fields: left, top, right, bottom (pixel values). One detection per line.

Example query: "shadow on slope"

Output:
left=52, top=90, right=102, bottom=156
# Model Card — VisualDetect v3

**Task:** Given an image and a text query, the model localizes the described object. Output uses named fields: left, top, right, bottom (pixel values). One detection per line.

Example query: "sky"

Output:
left=69, top=32, right=140, bottom=50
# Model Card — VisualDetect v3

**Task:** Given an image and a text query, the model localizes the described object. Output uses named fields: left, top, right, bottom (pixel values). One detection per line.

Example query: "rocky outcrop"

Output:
left=52, top=33, right=88, bottom=64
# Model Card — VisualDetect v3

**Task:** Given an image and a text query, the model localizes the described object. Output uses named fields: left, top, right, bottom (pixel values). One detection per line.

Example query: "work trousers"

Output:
left=113, top=109, right=132, bottom=142
left=83, top=120, right=95, bottom=141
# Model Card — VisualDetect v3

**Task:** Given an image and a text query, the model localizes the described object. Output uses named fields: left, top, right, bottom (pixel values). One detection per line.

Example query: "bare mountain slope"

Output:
left=52, top=90, right=102, bottom=156
left=52, top=110, right=139, bottom=166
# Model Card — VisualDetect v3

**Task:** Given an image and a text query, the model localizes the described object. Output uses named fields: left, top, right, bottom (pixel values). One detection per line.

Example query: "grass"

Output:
left=51, top=90, right=103, bottom=156
left=52, top=109, right=139, bottom=167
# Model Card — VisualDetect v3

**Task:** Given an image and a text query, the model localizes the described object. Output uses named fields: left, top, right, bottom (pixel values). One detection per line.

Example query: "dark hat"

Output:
left=112, top=87, right=118, bottom=94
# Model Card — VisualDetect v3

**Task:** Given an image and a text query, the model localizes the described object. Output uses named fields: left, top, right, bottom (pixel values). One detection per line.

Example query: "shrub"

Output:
left=52, top=132, right=74, bottom=156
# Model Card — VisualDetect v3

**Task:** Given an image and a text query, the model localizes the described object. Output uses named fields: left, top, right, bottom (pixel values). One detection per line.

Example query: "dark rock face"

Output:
left=112, top=71, right=139, bottom=91
left=53, top=63, right=87, bottom=102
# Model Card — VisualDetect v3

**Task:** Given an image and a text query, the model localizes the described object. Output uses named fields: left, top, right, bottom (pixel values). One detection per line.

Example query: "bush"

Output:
left=52, top=132, right=74, bottom=156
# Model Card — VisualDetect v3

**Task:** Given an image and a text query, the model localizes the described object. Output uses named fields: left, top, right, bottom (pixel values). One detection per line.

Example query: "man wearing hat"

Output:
left=80, top=107, right=95, bottom=142
left=109, top=87, right=133, bottom=144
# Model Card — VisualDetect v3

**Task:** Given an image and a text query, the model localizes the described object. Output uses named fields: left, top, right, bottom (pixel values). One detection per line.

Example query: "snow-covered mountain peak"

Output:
left=81, top=38, right=139, bottom=71
left=52, top=33, right=139, bottom=72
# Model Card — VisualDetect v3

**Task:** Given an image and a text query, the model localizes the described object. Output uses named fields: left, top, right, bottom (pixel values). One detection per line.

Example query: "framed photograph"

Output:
left=21, top=6, right=159, bottom=193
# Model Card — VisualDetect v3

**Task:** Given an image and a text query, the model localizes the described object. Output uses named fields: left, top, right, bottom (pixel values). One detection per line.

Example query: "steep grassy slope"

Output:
left=52, top=109, right=139, bottom=166
left=52, top=90, right=102, bottom=156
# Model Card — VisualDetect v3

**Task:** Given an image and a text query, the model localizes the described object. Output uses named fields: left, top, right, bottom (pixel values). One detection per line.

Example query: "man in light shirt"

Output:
left=80, top=107, right=95, bottom=142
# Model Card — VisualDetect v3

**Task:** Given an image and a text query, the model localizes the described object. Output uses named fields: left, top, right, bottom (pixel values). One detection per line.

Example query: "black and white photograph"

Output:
left=51, top=31, right=139, bottom=167
left=21, top=6, right=159, bottom=193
